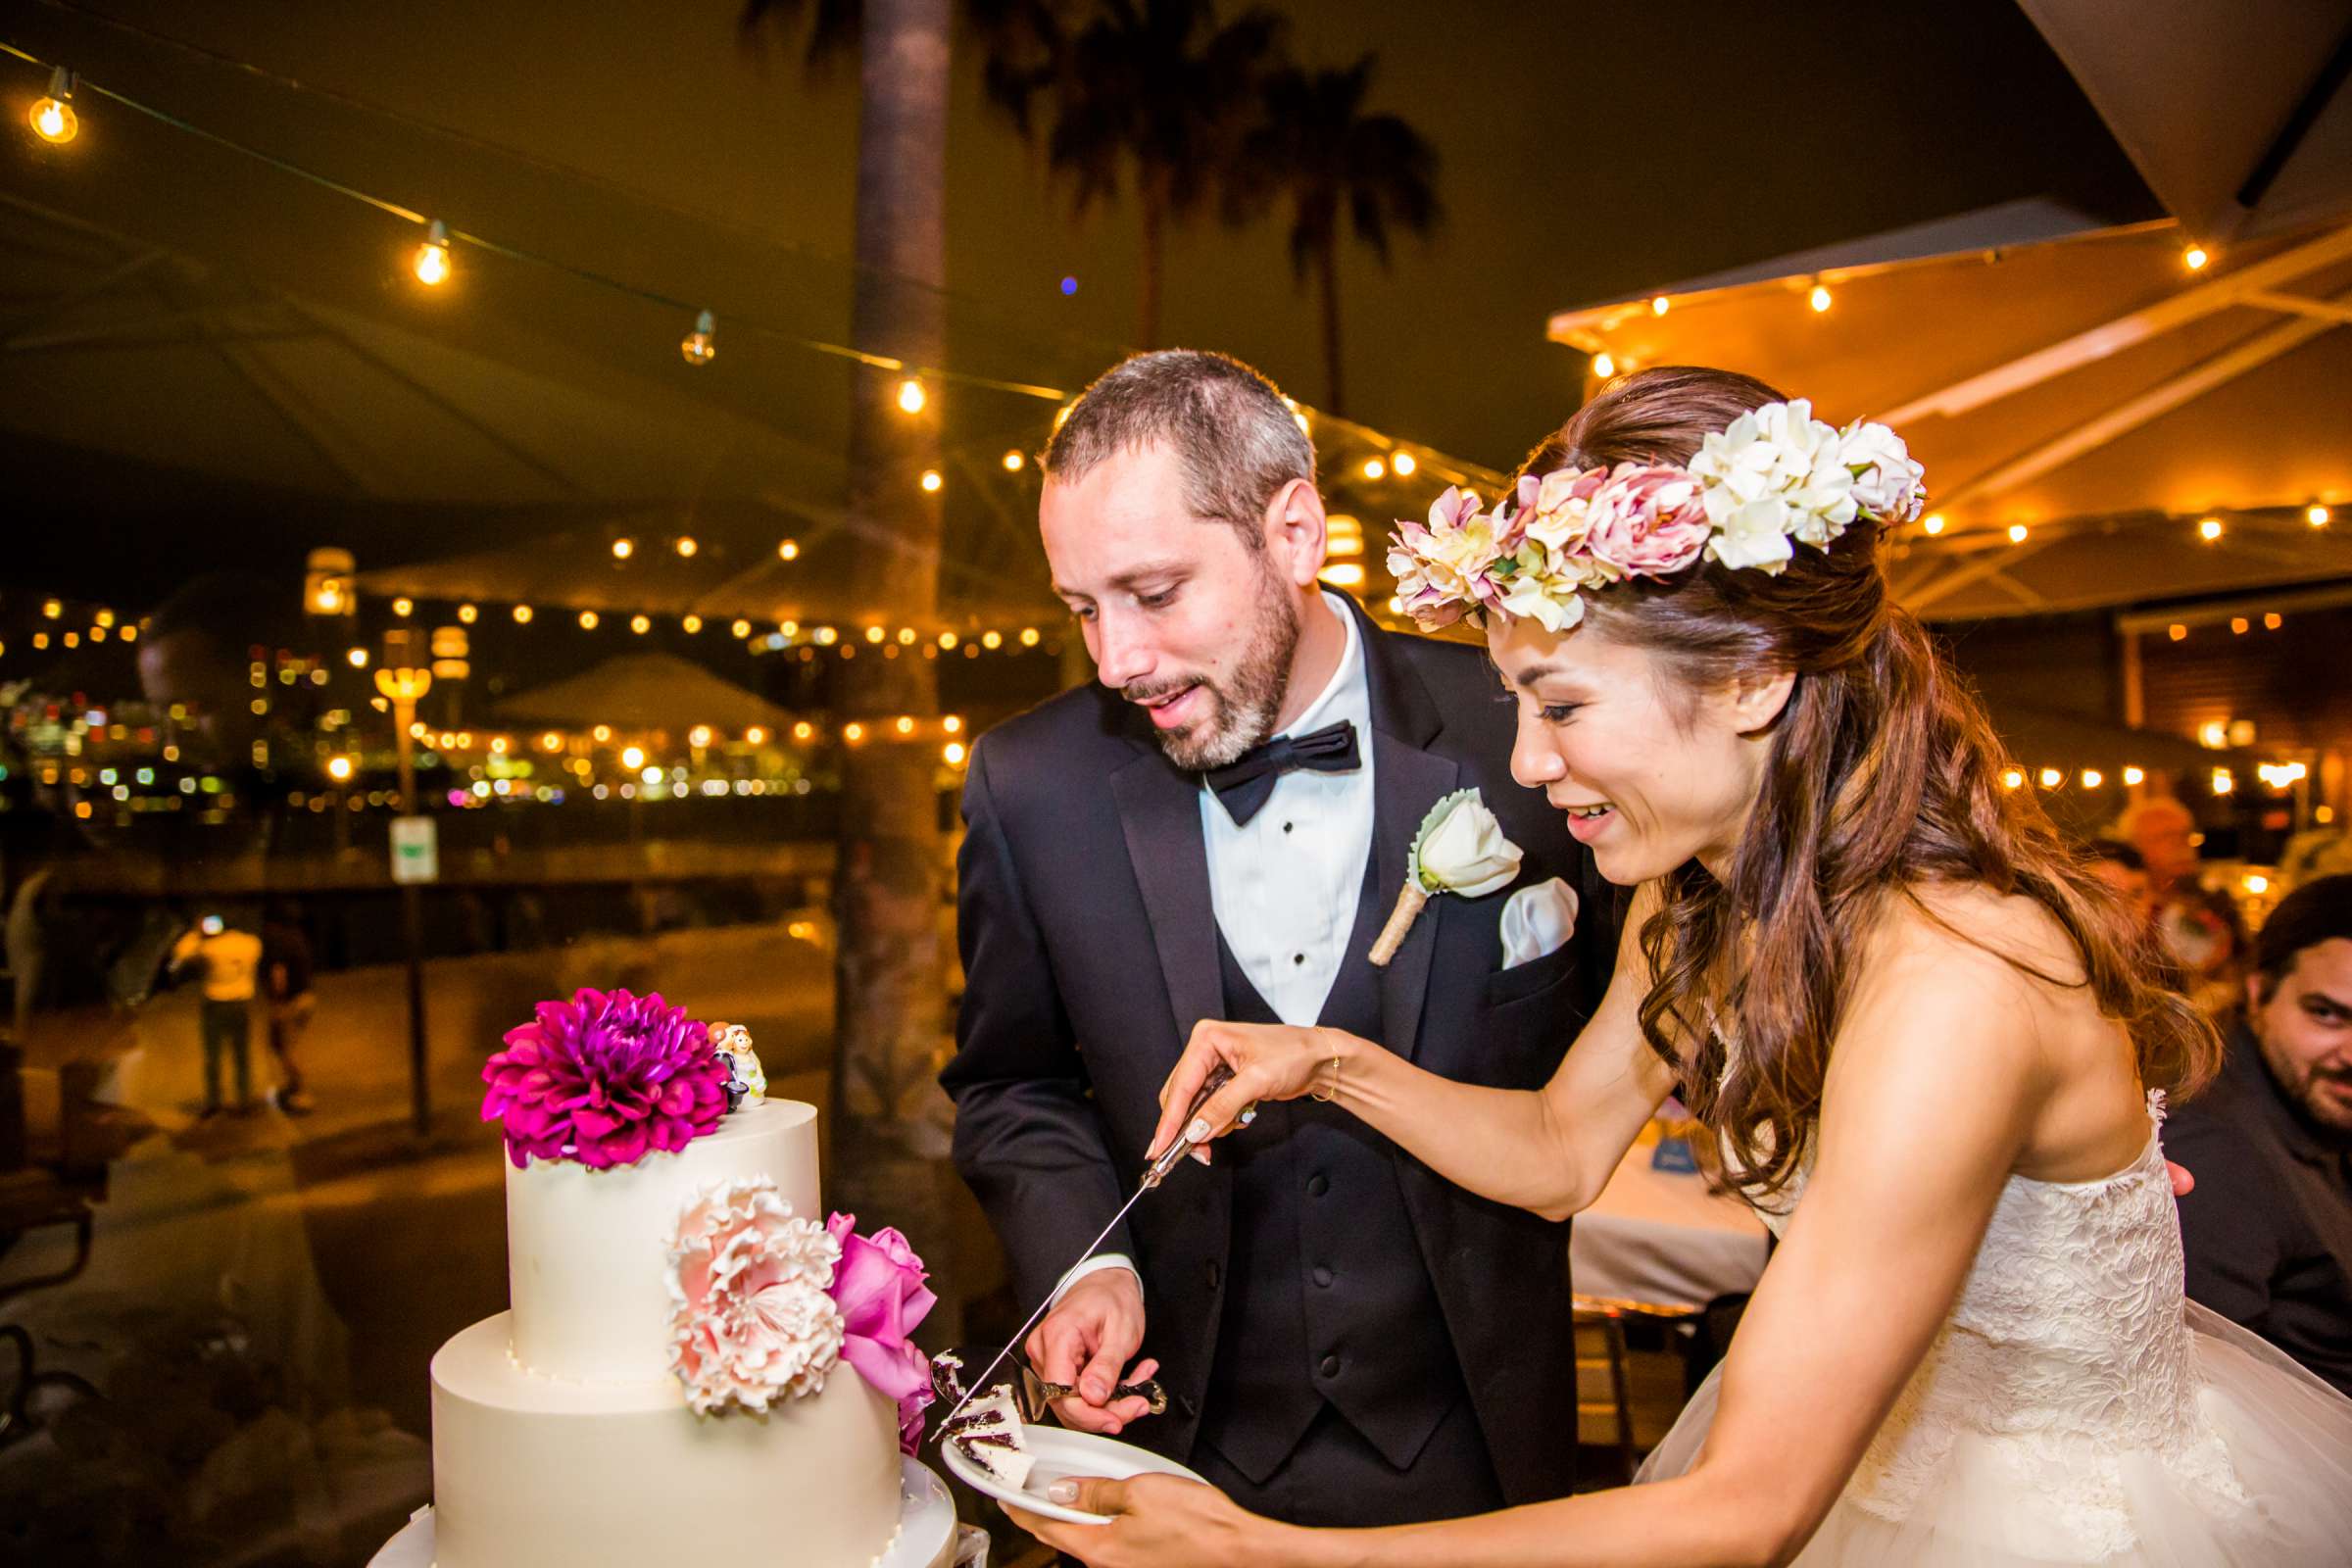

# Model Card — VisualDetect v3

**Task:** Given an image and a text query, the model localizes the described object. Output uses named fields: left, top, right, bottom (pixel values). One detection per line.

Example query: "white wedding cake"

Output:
left=422, top=993, right=942, bottom=1568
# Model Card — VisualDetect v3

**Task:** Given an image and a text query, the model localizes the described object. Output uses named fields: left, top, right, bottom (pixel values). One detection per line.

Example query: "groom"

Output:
left=943, top=350, right=1609, bottom=1525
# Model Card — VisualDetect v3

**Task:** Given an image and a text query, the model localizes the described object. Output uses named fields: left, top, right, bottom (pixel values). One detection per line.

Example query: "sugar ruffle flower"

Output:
left=479, top=987, right=730, bottom=1169
left=667, top=1178, right=845, bottom=1415
left=825, top=1211, right=939, bottom=1454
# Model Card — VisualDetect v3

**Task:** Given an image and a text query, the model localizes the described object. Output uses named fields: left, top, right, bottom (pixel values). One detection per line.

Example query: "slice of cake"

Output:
left=943, top=1384, right=1034, bottom=1492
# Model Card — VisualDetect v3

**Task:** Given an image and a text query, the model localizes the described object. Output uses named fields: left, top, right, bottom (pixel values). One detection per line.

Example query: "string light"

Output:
left=2037, top=766, right=2063, bottom=789
left=689, top=726, right=712, bottom=748
left=2000, top=768, right=2024, bottom=790
left=2182, top=244, right=2210, bottom=271
left=2265, top=612, right=2283, bottom=630
left=1808, top=283, right=1833, bottom=313
left=865, top=625, right=886, bottom=644
left=629, top=614, right=651, bottom=634
left=346, top=647, right=369, bottom=668
left=392, top=597, right=414, bottom=616
left=920, top=469, right=943, bottom=492
left=793, top=721, right=814, bottom=741
left=680, top=613, right=702, bottom=634
left=2007, top=523, right=2030, bottom=544
left=414, top=219, right=452, bottom=286
left=780, top=620, right=800, bottom=639
left=895, top=715, right=916, bottom=736
left=1393, top=451, right=1417, bottom=476
left=945, top=741, right=967, bottom=765
left=812, top=626, right=839, bottom=646
left=621, top=746, right=645, bottom=770
left=41, top=600, right=61, bottom=619
left=2168, top=622, right=2187, bottom=641
left=1922, top=513, right=1945, bottom=535
left=778, top=539, right=800, bottom=561
left=897, top=627, right=917, bottom=645
left=592, top=724, right=612, bottom=742
left=731, top=617, right=752, bottom=638
left=1362, top=458, right=1386, bottom=480
left=982, top=630, right=1003, bottom=650
left=2080, top=769, right=2103, bottom=789
left=944, top=714, right=963, bottom=734
left=457, top=603, right=478, bottom=623
left=844, top=722, right=866, bottom=744
left=1019, top=626, right=1041, bottom=647
left=2122, top=766, right=2145, bottom=786
left=513, top=604, right=533, bottom=623
left=680, top=309, right=715, bottom=366
left=2211, top=766, right=2233, bottom=795
left=1592, top=352, right=1616, bottom=379
left=897, top=378, right=927, bottom=415
left=2197, top=516, right=2223, bottom=542
left=30, top=68, right=78, bottom=144
left=1320, top=564, right=1366, bottom=588
left=578, top=610, right=599, bottom=629
left=326, top=756, right=355, bottom=782
left=939, top=631, right=959, bottom=651
left=2311, top=505, right=2332, bottom=527
left=612, top=537, right=635, bottom=560
left=1651, top=296, right=1670, bottom=316
left=745, top=726, right=767, bottom=745
left=2230, top=616, right=2249, bottom=635
left=542, top=732, right=564, bottom=751
left=674, top=536, right=697, bottom=558
left=1003, top=450, right=1025, bottom=471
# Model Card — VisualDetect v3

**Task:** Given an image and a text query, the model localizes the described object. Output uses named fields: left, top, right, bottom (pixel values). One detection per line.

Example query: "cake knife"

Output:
left=938, top=1064, right=1238, bottom=1428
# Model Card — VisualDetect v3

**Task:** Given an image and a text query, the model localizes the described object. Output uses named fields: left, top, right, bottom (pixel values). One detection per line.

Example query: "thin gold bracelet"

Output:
left=1311, top=1051, right=1341, bottom=1102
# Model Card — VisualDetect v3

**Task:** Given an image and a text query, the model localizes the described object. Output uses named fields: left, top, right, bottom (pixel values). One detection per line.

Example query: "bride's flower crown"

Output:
left=1386, top=399, right=1927, bottom=632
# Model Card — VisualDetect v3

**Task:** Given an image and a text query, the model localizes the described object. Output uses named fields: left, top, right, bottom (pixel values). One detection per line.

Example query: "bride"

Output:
left=1007, top=367, right=2352, bottom=1566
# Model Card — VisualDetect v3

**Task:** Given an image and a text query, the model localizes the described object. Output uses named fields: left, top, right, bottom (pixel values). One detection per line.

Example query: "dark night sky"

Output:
left=0, top=0, right=2159, bottom=606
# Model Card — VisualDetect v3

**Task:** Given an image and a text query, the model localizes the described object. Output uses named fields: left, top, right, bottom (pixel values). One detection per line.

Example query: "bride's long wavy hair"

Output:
left=1520, top=367, right=2219, bottom=1196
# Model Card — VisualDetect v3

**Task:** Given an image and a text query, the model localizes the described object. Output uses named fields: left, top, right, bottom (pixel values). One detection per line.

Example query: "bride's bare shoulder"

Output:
left=1864, top=880, right=2089, bottom=992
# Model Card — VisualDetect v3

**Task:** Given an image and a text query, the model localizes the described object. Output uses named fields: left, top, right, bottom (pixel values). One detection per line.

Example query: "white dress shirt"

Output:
left=1054, top=593, right=1374, bottom=1304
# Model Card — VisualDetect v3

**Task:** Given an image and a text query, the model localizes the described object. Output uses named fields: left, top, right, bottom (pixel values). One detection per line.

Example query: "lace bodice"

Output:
left=1752, top=1093, right=2248, bottom=1558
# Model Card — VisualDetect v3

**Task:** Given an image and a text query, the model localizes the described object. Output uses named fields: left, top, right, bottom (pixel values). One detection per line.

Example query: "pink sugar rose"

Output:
left=825, top=1212, right=939, bottom=1454
left=1583, top=464, right=1712, bottom=578
left=667, top=1179, right=844, bottom=1416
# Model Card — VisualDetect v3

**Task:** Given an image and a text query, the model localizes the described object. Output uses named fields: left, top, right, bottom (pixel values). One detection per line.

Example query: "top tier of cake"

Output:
left=503, top=1098, right=819, bottom=1384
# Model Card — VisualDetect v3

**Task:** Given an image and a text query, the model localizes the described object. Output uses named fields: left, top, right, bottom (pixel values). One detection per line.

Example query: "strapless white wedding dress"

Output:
left=1638, top=1094, right=2352, bottom=1564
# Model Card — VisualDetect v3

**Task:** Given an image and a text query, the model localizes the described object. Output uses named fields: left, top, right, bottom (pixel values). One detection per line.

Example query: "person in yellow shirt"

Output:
left=171, top=913, right=264, bottom=1117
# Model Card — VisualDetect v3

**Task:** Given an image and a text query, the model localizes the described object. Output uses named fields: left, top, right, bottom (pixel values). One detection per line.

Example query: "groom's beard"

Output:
left=1128, top=568, right=1300, bottom=771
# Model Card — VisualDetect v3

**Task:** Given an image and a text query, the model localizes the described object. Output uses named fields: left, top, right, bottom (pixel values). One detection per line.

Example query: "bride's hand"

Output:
left=1005, top=1473, right=1268, bottom=1565
left=1149, top=1021, right=1353, bottom=1163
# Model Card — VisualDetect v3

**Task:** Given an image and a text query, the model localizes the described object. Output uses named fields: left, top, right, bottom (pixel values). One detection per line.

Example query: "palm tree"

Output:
left=1234, top=54, right=1441, bottom=414
left=739, top=0, right=955, bottom=1180
left=1012, top=0, right=1287, bottom=348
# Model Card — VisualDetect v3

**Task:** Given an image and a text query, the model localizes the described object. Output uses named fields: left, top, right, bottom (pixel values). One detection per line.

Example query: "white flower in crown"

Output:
left=1838, top=418, right=1927, bottom=523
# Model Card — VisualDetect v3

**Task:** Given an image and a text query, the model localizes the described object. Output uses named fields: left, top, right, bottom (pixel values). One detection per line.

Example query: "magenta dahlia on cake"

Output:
left=480, top=987, right=731, bottom=1168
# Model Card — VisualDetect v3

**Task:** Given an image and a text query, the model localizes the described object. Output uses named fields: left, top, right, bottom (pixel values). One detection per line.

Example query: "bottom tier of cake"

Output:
left=430, top=1313, right=906, bottom=1568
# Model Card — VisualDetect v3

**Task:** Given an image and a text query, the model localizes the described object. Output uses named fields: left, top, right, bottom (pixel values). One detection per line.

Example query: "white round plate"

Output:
left=371, top=1455, right=956, bottom=1567
left=941, top=1423, right=1210, bottom=1526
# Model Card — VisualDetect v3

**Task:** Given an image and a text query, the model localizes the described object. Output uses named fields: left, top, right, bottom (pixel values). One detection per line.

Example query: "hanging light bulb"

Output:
left=414, top=220, right=452, bottom=286
left=1003, top=450, right=1026, bottom=471
left=513, top=604, right=533, bottom=624
left=2182, top=244, right=2211, bottom=271
left=920, top=469, right=943, bottom=493
left=1808, top=283, right=1834, bottom=313
left=2310, top=505, right=2332, bottom=527
left=1362, top=458, right=1387, bottom=481
left=681, top=613, right=703, bottom=634
left=897, top=378, right=927, bottom=415
left=680, top=309, right=716, bottom=366
left=731, top=618, right=753, bottom=639
left=457, top=603, right=479, bottom=624
left=1591, top=352, right=1616, bottom=379
left=1650, top=296, right=1670, bottom=316
left=778, top=539, right=800, bottom=561
left=2197, top=516, right=2223, bottom=543
left=2007, top=523, right=2030, bottom=544
left=1393, top=451, right=1417, bottom=476
left=630, top=614, right=651, bottom=634
left=1922, top=513, right=1946, bottom=535
left=29, top=68, right=77, bottom=145
left=578, top=610, right=600, bottom=630
left=612, top=537, right=634, bottom=560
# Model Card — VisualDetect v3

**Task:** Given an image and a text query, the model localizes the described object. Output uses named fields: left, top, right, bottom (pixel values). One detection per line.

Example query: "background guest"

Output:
left=170, top=911, right=264, bottom=1117
left=2119, top=795, right=2243, bottom=1013
left=2167, top=874, right=2352, bottom=1396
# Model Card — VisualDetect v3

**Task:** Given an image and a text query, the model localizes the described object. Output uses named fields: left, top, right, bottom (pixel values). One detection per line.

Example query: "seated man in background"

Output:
left=2168, top=874, right=2352, bottom=1396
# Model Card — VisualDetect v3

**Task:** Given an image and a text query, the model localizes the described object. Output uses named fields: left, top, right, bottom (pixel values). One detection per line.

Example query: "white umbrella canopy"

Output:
left=2018, top=0, right=2352, bottom=243
left=490, top=650, right=796, bottom=735
left=1547, top=212, right=2352, bottom=620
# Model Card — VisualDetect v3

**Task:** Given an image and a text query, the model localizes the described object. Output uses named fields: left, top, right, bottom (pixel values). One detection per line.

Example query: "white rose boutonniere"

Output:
left=1370, top=788, right=1524, bottom=966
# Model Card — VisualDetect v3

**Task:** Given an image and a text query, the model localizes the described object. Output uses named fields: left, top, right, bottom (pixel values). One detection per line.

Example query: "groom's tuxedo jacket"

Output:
left=943, top=597, right=1610, bottom=1504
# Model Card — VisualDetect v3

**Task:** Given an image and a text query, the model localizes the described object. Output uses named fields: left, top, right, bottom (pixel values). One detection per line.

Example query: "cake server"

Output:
left=936, top=1064, right=1238, bottom=1428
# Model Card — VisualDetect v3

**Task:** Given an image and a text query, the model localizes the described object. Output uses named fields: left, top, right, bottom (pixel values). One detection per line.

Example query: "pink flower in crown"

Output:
left=480, top=988, right=730, bottom=1169
left=1584, top=465, right=1712, bottom=578
left=1387, top=485, right=1499, bottom=630
left=825, top=1212, right=939, bottom=1454
left=1513, top=466, right=1609, bottom=555
left=667, top=1178, right=844, bottom=1415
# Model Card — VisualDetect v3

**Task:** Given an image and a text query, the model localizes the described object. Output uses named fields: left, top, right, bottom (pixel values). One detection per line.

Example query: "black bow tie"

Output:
left=1203, top=720, right=1361, bottom=825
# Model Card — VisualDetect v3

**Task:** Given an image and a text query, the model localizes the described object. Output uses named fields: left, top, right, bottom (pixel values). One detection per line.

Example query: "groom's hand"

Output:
left=1028, top=1268, right=1154, bottom=1435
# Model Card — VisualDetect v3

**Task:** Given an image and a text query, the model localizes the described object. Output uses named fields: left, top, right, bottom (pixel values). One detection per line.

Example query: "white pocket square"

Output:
left=1499, top=876, right=1579, bottom=969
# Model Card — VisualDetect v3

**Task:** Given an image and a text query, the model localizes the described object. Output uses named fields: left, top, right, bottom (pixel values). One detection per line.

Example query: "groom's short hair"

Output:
left=1043, top=349, right=1316, bottom=550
